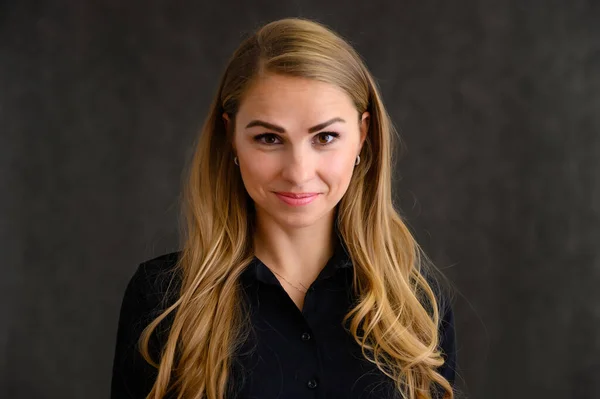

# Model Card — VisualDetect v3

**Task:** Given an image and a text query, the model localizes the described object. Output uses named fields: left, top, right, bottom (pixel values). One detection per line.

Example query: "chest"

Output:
left=280, top=284, right=306, bottom=311
left=230, top=273, right=399, bottom=399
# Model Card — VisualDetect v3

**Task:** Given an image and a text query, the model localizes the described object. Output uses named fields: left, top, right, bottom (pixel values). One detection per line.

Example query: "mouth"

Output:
left=274, top=192, right=320, bottom=206
left=274, top=192, right=320, bottom=199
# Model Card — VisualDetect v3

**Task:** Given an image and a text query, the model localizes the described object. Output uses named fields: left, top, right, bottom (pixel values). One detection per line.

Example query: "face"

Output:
left=225, top=73, right=369, bottom=229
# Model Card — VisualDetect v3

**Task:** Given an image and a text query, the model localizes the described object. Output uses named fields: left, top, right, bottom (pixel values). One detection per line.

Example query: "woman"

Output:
left=111, top=17, right=456, bottom=399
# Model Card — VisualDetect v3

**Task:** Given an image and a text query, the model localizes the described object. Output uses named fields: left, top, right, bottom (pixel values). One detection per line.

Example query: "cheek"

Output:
left=239, top=154, right=277, bottom=188
left=319, top=155, right=355, bottom=187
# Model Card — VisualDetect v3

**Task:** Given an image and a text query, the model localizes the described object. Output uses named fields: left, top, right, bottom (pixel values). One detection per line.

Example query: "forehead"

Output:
left=237, top=74, right=357, bottom=122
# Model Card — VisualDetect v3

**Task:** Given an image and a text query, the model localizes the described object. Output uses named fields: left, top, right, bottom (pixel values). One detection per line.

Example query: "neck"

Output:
left=253, top=209, right=338, bottom=284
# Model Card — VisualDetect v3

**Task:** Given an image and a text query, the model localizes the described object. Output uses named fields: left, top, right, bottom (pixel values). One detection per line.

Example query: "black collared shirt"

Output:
left=111, top=241, right=456, bottom=398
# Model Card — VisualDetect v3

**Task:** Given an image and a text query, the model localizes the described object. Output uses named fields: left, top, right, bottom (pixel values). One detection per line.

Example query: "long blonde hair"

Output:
left=140, top=17, right=454, bottom=399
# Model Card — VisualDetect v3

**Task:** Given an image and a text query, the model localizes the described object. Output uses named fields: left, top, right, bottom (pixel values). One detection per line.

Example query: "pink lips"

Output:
left=275, top=192, right=320, bottom=206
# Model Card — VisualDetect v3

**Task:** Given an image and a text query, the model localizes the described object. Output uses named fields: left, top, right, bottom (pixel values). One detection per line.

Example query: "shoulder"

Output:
left=130, top=252, right=181, bottom=291
left=111, top=252, right=182, bottom=397
left=123, top=251, right=183, bottom=319
left=132, top=251, right=181, bottom=285
left=114, top=251, right=183, bottom=354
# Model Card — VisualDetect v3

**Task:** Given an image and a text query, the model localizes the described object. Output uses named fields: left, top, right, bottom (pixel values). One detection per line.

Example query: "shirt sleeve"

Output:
left=110, top=263, right=166, bottom=399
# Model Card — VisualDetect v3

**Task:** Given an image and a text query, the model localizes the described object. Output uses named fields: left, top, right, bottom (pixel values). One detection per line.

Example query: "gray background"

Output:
left=2, top=1, right=599, bottom=398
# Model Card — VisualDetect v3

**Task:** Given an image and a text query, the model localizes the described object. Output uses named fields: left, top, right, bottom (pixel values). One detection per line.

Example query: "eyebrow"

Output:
left=245, top=117, right=346, bottom=133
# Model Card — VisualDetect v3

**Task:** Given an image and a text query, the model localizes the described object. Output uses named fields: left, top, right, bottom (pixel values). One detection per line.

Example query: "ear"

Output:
left=359, top=111, right=370, bottom=150
left=222, top=113, right=236, bottom=152
left=222, top=112, right=230, bottom=130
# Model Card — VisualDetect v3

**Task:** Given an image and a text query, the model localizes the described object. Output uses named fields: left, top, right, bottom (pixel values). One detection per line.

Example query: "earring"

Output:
left=234, top=156, right=239, bottom=166
left=355, top=155, right=360, bottom=166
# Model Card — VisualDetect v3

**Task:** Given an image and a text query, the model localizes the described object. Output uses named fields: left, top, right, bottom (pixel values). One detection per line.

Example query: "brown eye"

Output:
left=315, top=132, right=339, bottom=145
left=254, top=134, right=281, bottom=145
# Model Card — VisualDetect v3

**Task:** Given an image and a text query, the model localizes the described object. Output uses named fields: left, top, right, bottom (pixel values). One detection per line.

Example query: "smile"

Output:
left=274, top=192, right=320, bottom=206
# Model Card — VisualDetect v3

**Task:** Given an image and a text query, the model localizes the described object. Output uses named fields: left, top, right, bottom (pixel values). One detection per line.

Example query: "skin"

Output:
left=223, top=73, right=369, bottom=310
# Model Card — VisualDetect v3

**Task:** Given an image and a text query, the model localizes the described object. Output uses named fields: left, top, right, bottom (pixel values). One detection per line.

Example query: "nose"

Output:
left=279, top=148, right=316, bottom=185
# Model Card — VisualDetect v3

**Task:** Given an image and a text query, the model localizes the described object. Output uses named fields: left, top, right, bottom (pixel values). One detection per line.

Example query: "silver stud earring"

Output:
left=355, top=155, right=360, bottom=166
left=234, top=156, right=239, bottom=166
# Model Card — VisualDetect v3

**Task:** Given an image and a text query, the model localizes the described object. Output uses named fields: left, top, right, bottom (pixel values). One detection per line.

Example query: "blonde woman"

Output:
left=111, top=17, right=456, bottom=399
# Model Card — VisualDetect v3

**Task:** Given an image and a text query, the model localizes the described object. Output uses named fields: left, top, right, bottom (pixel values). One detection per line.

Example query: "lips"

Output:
left=275, top=192, right=320, bottom=198
left=275, top=192, right=319, bottom=206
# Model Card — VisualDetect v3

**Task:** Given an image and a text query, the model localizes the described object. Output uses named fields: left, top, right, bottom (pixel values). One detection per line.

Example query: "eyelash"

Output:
left=253, top=132, right=340, bottom=146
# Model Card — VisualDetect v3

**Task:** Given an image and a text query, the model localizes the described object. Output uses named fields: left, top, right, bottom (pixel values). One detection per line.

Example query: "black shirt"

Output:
left=111, top=241, right=456, bottom=398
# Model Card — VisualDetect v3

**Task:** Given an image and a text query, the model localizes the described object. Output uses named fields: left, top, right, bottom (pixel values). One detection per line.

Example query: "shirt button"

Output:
left=301, top=332, right=311, bottom=341
left=307, top=378, right=318, bottom=389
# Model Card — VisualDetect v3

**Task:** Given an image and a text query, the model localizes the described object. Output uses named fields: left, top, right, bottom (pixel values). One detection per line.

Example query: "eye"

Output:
left=254, top=133, right=281, bottom=145
left=315, top=132, right=339, bottom=146
left=253, top=132, right=340, bottom=146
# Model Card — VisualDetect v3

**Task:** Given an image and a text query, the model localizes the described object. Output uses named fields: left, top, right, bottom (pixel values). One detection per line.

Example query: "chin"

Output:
left=276, top=213, right=319, bottom=229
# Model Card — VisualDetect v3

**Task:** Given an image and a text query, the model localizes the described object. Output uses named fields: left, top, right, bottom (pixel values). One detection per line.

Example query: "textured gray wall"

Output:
left=2, top=1, right=599, bottom=398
